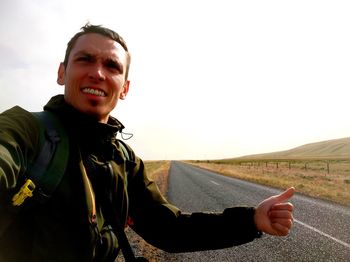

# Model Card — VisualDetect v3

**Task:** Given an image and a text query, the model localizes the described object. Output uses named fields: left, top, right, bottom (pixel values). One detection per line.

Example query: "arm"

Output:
left=0, top=106, right=40, bottom=192
left=127, top=158, right=262, bottom=253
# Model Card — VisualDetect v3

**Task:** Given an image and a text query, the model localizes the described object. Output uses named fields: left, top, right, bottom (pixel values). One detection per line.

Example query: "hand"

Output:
left=254, top=187, right=295, bottom=236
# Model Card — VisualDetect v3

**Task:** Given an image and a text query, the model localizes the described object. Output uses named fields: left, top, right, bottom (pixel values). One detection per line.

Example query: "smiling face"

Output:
left=57, top=33, right=130, bottom=123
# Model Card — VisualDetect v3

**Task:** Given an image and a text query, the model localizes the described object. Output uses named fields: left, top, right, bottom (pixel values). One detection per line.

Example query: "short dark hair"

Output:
left=63, top=23, right=131, bottom=80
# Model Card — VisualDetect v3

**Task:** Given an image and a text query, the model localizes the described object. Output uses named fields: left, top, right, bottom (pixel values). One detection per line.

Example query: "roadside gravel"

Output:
left=116, top=163, right=171, bottom=262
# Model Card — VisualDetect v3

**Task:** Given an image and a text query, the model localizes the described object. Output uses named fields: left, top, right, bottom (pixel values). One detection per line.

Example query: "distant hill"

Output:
left=238, top=137, right=350, bottom=160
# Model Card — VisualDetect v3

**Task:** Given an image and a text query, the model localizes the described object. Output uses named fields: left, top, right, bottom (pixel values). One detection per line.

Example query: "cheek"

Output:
left=111, top=78, right=126, bottom=96
left=64, top=78, right=82, bottom=102
left=65, top=76, right=81, bottom=91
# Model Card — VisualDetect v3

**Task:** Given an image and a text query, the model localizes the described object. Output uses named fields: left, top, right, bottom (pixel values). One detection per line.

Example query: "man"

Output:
left=0, top=24, right=295, bottom=261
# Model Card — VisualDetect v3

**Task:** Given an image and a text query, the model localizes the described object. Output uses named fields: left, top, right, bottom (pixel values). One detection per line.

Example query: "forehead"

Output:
left=69, top=33, right=128, bottom=63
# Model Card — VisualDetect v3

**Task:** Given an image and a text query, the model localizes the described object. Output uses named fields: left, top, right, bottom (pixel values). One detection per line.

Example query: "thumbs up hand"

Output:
left=254, top=187, right=295, bottom=236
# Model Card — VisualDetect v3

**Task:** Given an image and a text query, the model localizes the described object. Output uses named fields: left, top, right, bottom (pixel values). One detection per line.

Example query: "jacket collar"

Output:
left=43, top=95, right=125, bottom=135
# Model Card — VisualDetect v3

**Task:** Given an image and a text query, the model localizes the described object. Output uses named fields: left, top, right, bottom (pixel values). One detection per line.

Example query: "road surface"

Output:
left=163, top=161, right=350, bottom=262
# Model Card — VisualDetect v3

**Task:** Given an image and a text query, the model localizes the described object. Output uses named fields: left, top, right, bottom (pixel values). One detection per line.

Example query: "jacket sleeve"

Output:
left=0, top=106, right=40, bottom=194
left=127, top=155, right=261, bottom=253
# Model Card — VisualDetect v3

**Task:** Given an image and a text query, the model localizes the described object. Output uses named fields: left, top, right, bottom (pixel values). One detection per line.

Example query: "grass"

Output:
left=144, top=161, right=169, bottom=177
left=187, top=159, right=350, bottom=206
left=144, top=161, right=171, bottom=195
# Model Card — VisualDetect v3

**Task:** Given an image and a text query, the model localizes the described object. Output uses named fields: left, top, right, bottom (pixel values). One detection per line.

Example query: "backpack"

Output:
left=0, top=111, right=69, bottom=239
left=12, top=111, right=132, bottom=207
left=3, top=110, right=145, bottom=262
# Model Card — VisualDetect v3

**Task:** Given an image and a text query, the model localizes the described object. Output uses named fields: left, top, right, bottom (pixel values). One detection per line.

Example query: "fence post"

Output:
left=327, top=161, right=330, bottom=174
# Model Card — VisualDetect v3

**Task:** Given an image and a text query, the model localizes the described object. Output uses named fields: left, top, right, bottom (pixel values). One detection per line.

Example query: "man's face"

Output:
left=57, top=33, right=130, bottom=123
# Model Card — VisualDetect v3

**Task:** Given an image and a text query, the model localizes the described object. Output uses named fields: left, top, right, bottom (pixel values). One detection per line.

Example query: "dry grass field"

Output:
left=188, top=159, right=350, bottom=206
left=186, top=137, right=350, bottom=206
left=144, top=161, right=171, bottom=195
left=141, top=157, right=350, bottom=207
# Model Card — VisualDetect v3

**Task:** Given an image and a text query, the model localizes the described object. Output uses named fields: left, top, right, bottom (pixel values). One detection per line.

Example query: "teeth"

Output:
left=83, top=88, right=106, bottom=97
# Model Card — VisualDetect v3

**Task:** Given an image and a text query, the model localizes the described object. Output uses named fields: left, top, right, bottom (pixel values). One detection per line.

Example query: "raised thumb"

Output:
left=274, top=187, right=295, bottom=203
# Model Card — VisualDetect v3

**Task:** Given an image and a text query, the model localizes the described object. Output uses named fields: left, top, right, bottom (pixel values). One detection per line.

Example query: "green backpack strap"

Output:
left=30, top=111, right=69, bottom=202
left=12, top=111, right=69, bottom=206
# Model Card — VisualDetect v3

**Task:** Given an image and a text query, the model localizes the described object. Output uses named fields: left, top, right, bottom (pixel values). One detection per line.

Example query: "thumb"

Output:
left=274, top=187, right=295, bottom=203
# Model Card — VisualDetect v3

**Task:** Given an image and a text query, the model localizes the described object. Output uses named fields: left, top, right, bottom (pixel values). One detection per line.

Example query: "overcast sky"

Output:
left=1, top=0, right=349, bottom=160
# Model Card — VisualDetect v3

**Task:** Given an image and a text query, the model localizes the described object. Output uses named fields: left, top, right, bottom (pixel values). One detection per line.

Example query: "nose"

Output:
left=88, top=63, right=106, bottom=81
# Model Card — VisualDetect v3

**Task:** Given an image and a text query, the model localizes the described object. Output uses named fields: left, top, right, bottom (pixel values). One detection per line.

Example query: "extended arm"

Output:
left=127, top=158, right=262, bottom=253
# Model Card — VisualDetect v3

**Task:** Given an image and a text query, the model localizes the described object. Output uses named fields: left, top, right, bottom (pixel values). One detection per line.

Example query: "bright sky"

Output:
left=0, top=0, right=349, bottom=160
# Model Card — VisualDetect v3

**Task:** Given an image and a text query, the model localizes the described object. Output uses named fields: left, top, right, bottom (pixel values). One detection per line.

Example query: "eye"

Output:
left=73, top=52, right=95, bottom=63
left=76, top=55, right=92, bottom=62
left=105, top=59, right=122, bottom=72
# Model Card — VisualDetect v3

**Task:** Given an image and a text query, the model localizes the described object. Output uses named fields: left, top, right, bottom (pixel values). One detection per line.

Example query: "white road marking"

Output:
left=210, top=180, right=220, bottom=186
left=295, top=219, right=350, bottom=249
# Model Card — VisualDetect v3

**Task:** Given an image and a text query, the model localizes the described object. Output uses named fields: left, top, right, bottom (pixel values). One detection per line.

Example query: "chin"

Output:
left=88, top=110, right=109, bottom=123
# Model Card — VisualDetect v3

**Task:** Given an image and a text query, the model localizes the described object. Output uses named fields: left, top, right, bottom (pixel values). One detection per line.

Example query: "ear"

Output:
left=119, top=80, right=130, bottom=100
left=57, top=63, right=65, bottom=86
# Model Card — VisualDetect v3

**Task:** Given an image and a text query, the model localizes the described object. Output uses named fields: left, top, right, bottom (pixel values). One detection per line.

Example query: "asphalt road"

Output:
left=163, top=161, right=350, bottom=262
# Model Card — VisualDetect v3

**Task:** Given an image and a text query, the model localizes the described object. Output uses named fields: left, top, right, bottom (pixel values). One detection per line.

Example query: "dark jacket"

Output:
left=0, top=95, right=261, bottom=261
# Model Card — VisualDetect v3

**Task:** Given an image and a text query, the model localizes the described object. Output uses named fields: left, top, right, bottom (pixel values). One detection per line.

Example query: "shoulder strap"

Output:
left=111, top=139, right=149, bottom=262
left=30, top=111, right=69, bottom=202
left=113, top=139, right=135, bottom=261
left=12, top=111, right=69, bottom=205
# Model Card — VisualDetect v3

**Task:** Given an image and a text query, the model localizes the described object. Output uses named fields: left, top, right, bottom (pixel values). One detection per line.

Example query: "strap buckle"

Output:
left=12, top=179, right=36, bottom=206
